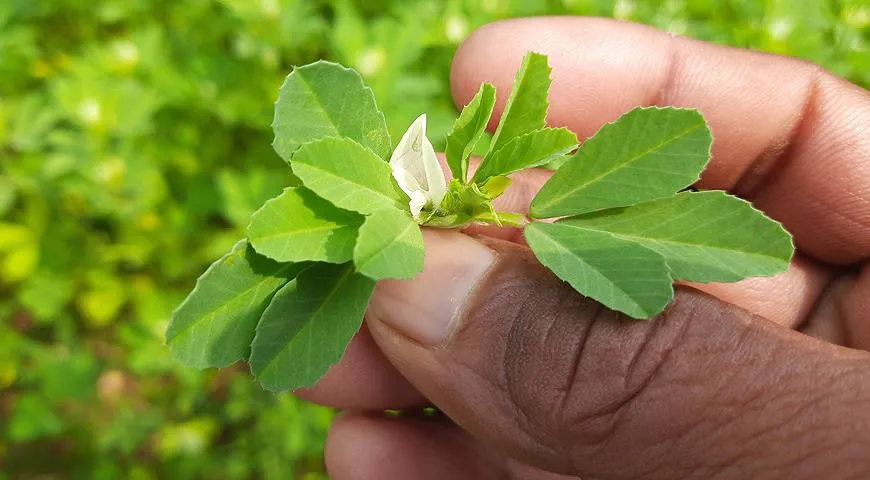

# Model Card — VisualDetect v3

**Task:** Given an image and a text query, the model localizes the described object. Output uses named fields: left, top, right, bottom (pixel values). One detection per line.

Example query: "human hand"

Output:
left=297, top=17, right=870, bottom=480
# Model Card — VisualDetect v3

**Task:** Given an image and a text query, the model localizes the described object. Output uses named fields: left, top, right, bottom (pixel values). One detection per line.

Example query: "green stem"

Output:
left=421, top=211, right=528, bottom=229
left=472, top=211, right=529, bottom=228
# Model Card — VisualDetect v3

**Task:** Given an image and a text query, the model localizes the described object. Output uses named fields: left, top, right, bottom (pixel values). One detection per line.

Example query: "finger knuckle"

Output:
left=490, top=283, right=699, bottom=454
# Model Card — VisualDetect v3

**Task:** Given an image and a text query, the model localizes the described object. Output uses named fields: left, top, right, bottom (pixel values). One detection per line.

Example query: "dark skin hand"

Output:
left=295, top=17, right=870, bottom=480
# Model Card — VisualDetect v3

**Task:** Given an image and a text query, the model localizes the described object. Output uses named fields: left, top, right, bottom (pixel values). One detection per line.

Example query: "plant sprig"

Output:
left=166, top=53, right=794, bottom=391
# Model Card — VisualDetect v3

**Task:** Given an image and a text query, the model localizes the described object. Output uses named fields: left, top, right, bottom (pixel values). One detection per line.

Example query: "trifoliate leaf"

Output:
left=272, top=61, right=391, bottom=161
left=445, top=83, right=496, bottom=182
left=525, top=222, right=674, bottom=319
left=353, top=208, right=424, bottom=280
left=473, top=127, right=577, bottom=182
left=249, top=263, right=375, bottom=391
left=247, top=187, right=364, bottom=264
left=166, top=241, right=306, bottom=369
left=530, top=107, right=712, bottom=219
left=559, top=191, right=794, bottom=283
left=487, top=52, right=551, bottom=156
left=291, top=137, right=407, bottom=214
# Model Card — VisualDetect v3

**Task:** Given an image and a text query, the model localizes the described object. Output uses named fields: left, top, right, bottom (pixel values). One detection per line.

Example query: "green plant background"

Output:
left=0, top=0, right=866, bottom=478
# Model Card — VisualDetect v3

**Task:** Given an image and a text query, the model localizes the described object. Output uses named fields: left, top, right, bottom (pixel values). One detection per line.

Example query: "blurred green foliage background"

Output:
left=0, top=0, right=866, bottom=478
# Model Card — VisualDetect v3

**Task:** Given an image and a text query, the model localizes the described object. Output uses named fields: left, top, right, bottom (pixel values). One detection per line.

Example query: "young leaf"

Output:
left=559, top=191, right=794, bottom=283
left=472, top=127, right=577, bottom=182
left=479, top=175, right=512, bottom=199
left=353, top=208, right=424, bottom=280
left=291, top=137, right=407, bottom=214
left=530, top=107, right=712, bottom=219
left=525, top=223, right=674, bottom=319
left=445, top=83, right=496, bottom=182
left=272, top=61, right=391, bottom=161
left=249, top=263, right=376, bottom=392
left=247, top=187, right=364, bottom=264
left=165, top=241, right=306, bottom=368
left=487, top=52, right=551, bottom=156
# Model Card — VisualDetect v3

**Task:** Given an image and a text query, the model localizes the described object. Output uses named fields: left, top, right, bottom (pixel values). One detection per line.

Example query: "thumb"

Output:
left=366, top=229, right=870, bottom=479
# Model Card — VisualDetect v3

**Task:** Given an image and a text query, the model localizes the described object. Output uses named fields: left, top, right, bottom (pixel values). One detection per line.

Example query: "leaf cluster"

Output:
left=167, top=53, right=794, bottom=392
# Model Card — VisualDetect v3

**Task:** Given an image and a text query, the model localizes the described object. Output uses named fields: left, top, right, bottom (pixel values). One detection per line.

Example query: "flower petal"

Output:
left=389, top=114, right=429, bottom=191
left=391, top=166, right=422, bottom=197
left=421, top=132, right=447, bottom=207
left=408, top=190, right=428, bottom=220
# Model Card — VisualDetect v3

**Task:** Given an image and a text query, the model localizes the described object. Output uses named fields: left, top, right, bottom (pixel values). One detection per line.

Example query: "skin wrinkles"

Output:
left=427, top=239, right=870, bottom=479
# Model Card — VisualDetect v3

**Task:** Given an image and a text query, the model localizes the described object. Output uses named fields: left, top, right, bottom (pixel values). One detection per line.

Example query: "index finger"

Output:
left=451, top=17, right=870, bottom=265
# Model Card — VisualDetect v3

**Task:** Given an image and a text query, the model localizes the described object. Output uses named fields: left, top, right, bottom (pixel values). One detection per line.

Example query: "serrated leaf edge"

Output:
left=353, top=209, right=424, bottom=280
left=271, top=60, right=392, bottom=161
left=165, top=240, right=295, bottom=368
left=560, top=191, right=795, bottom=280
left=525, top=222, right=674, bottom=319
left=246, top=186, right=363, bottom=264
left=530, top=106, right=713, bottom=219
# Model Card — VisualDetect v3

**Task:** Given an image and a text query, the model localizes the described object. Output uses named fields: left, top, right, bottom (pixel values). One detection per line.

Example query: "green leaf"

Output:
left=559, top=191, right=794, bottom=283
left=353, top=208, right=424, bottom=280
left=473, top=127, right=577, bottom=182
left=445, top=83, right=496, bottom=182
left=272, top=61, right=391, bottom=161
left=249, top=263, right=376, bottom=391
left=0, top=177, right=15, bottom=216
left=487, top=52, right=551, bottom=155
left=216, top=167, right=292, bottom=228
left=479, top=175, right=512, bottom=199
left=525, top=222, right=674, bottom=319
left=17, top=273, right=74, bottom=321
left=247, top=187, right=363, bottom=264
left=165, top=241, right=305, bottom=369
left=530, top=107, right=712, bottom=219
left=291, top=137, right=407, bottom=214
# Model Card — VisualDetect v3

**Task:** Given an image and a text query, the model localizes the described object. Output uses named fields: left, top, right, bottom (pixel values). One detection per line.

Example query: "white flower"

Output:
left=389, top=114, right=447, bottom=220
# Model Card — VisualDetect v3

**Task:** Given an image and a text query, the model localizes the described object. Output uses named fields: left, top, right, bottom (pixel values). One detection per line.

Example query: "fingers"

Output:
left=685, top=253, right=832, bottom=328
left=843, top=264, right=870, bottom=350
left=325, top=414, right=503, bottom=480
left=365, top=229, right=870, bottom=479
left=326, top=413, right=576, bottom=480
left=451, top=17, right=870, bottom=264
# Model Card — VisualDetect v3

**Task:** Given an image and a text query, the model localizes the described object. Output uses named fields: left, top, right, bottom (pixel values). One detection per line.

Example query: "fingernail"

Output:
left=368, top=229, right=494, bottom=345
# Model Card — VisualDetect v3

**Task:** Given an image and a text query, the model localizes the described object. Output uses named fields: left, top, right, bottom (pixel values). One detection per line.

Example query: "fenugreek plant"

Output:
left=166, top=53, right=794, bottom=391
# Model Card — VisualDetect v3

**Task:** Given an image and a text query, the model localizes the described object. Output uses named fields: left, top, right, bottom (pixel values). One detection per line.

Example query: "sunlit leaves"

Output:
left=291, top=137, right=407, bottom=214
left=272, top=61, right=391, bottom=161
left=445, top=83, right=496, bottom=182
left=560, top=191, right=793, bottom=283
left=473, top=127, right=577, bottom=182
left=166, top=241, right=306, bottom=368
left=353, top=208, right=424, bottom=280
left=531, top=107, right=712, bottom=218
left=487, top=52, right=551, bottom=155
left=247, top=187, right=364, bottom=264
left=525, top=223, right=674, bottom=319
left=249, top=263, right=375, bottom=391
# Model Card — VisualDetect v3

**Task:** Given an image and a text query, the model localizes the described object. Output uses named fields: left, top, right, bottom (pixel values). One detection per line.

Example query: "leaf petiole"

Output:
left=473, top=211, right=528, bottom=228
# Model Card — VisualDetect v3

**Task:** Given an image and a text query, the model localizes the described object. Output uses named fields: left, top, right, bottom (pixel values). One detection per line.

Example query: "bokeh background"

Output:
left=0, top=0, right=867, bottom=478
